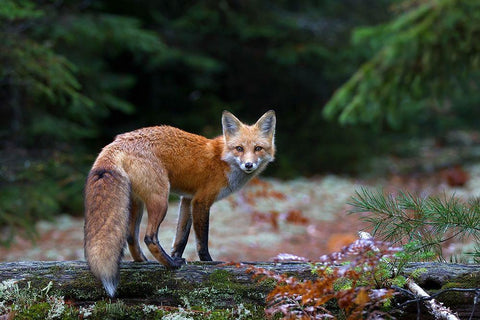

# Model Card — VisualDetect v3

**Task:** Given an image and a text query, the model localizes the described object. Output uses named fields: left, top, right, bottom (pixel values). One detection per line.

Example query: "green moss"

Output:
left=49, top=265, right=65, bottom=275
left=6, top=282, right=268, bottom=320
left=116, top=266, right=198, bottom=300
left=20, top=276, right=52, bottom=291
left=409, top=268, right=428, bottom=281
left=135, top=268, right=275, bottom=317
left=209, top=269, right=235, bottom=283
left=14, top=302, right=50, bottom=320
left=205, top=269, right=275, bottom=305
left=436, top=271, right=480, bottom=306
left=116, top=270, right=161, bottom=298
left=458, top=271, right=480, bottom=288
left=56, top=270, right=105, bottom=300
left=5, top=263, right=279, bottom=318
left=61, top=308, right=80, bottom=320
left=440, top=271, right=480, bottom=290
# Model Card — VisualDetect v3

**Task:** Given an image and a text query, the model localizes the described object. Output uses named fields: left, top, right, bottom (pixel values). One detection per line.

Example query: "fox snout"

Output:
left=239, top=159, right=259, bottom=173
left=244, top=162, right=254, bottom=170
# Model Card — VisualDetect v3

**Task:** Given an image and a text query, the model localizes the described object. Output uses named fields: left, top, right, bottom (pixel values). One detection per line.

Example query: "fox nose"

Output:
left=245, top=162, right=254, bottom=170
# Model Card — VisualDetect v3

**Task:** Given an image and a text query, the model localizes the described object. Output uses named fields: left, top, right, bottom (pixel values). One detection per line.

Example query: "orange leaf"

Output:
left=285, top=209, right=309, bottom=225
left=354, top=288, right=370, bottom=306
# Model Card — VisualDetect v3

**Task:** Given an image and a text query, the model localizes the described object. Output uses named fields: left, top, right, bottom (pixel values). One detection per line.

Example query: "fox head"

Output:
left=222, top=110, right=276, bottom=174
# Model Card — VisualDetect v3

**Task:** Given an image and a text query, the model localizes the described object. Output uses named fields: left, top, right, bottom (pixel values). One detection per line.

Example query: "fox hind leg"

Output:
left=127, top=197, right=147, bottom=262
left=144, top=193, right=184, bottom=268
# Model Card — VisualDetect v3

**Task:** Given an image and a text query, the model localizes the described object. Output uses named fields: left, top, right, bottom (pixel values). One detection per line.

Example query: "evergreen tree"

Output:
left=324, top=0, right=480, bottom=130
left=0, top=0, right=167, bottom=243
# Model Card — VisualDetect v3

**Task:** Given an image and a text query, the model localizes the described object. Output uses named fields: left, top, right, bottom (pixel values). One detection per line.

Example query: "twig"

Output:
left=405, top=278, right=459, bottom=320
left=469, top=289, right=479, bottom=320
left=396, top=288, right=479, bottom=309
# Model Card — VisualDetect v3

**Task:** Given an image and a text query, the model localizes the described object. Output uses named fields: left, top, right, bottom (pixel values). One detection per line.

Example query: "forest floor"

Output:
left=2, top=160, right=480, bottom=264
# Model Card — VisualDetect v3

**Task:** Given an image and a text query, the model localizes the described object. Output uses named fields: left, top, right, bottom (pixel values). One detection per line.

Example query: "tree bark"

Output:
left=0, top=261, right=478, bottom=318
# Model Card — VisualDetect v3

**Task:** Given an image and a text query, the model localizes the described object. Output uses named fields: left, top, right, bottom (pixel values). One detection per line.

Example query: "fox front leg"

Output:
left=192, top=198, right=213, bottom=261
left=171, top=197, right=192, bottom=262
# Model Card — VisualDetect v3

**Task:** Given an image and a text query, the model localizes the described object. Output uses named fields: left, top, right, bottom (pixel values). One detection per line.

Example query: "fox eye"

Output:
left=235, top=146, right=244, bottom=152
left=254, top=146, right=263, bottom=152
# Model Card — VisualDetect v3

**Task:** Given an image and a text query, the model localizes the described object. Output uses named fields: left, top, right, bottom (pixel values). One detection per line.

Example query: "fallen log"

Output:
left=0, top=261, right=314, bottom=307
left=0, top=261, right=478, bottom=318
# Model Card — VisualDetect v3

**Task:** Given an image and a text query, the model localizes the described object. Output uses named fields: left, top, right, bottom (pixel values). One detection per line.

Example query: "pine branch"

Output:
left=350, top=188, right=480, bottom=260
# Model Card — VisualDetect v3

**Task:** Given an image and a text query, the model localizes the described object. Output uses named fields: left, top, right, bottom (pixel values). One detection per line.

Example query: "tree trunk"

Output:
left=0, top=261, right=478, bottom=318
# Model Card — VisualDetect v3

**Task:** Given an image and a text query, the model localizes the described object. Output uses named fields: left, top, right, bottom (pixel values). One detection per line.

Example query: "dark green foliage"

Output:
left=0, top=0, right=167, bottom=241
left=0, top=0, right=167, bottom=144
left=0, top=151, right=90, bottom=245
left=324, top=0, right=480, bottom=129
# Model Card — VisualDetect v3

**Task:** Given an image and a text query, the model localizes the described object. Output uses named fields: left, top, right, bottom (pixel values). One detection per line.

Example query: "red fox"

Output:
left=84, top=110, right=276, bottom=297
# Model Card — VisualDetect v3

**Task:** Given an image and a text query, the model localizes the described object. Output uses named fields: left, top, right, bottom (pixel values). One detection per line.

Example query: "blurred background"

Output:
left=1, top=0, right=480, bottom=260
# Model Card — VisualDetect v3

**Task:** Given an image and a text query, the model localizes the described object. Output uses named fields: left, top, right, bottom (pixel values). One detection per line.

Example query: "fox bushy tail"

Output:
left=84, top=167, right=130, bottom=297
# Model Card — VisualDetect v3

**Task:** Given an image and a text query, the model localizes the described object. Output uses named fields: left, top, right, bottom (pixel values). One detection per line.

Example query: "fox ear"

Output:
left=255, top=110, right=276, bottom=137
left=222, top=111, right=242, bottom=137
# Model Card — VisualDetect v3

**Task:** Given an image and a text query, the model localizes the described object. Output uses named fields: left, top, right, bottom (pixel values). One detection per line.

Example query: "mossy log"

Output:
left=0, top=261, right=312, bottom=307
left=0, top=261, right=479, bottom=316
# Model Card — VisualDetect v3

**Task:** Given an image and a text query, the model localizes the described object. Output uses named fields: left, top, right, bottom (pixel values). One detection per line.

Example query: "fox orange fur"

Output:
left=84, top=110, right=276, bottom=297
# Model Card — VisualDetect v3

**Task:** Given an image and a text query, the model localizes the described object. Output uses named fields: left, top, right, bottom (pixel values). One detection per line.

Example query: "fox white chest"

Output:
left=216, top=165, right=253, bottom=201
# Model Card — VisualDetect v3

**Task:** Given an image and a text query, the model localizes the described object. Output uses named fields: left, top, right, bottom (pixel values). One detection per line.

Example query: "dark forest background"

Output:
left=1, top=0, right=480, bottom=242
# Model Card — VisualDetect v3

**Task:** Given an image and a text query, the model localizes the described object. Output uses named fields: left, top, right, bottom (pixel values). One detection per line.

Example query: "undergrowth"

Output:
left=247, top=238, right=404, bottom=319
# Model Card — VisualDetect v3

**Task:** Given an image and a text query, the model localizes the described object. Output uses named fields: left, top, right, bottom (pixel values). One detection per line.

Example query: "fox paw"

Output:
left=171, top=256, right=186, bottom=268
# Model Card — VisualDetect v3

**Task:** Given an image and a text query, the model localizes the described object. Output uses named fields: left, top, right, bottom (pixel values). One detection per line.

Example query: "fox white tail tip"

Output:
left=102, top=277, right=118, bottom=297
